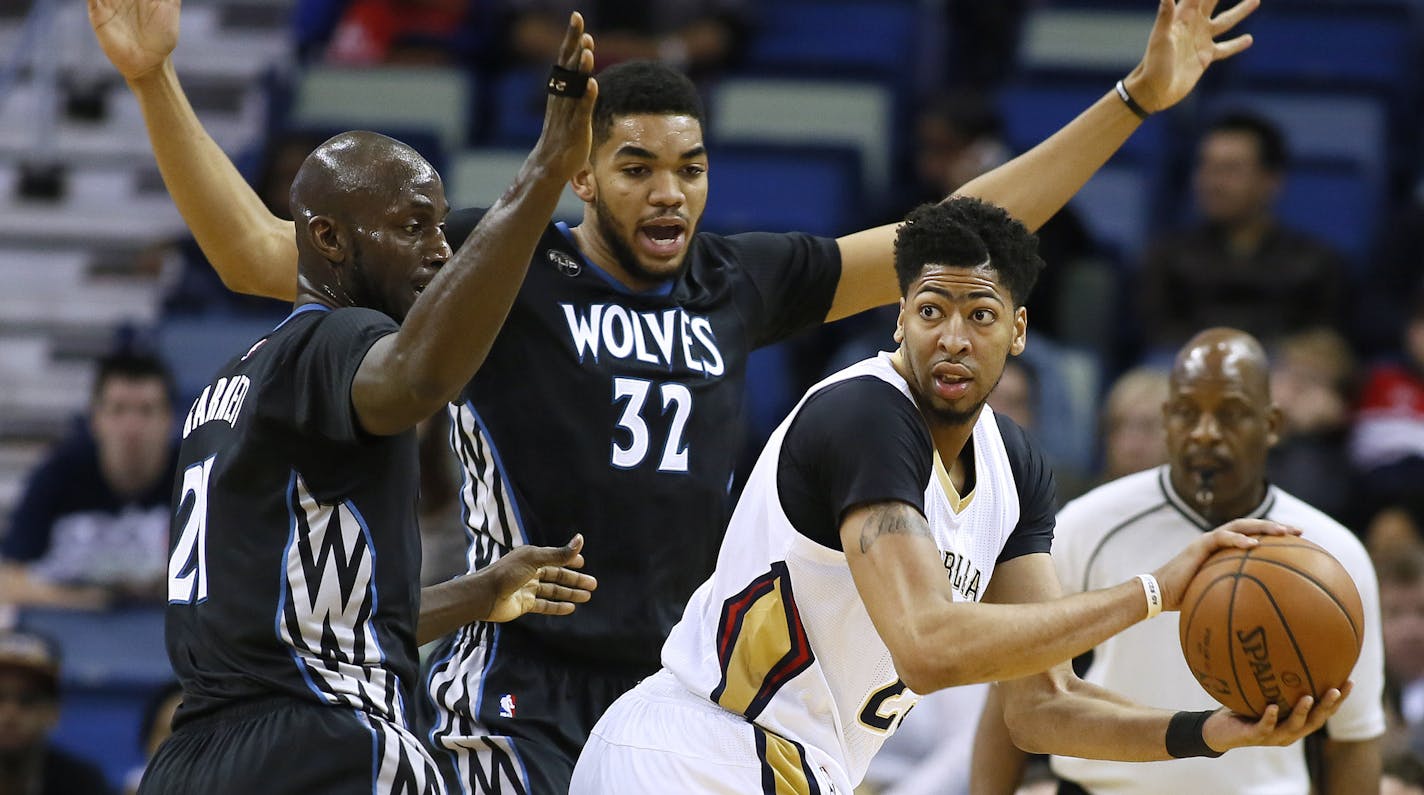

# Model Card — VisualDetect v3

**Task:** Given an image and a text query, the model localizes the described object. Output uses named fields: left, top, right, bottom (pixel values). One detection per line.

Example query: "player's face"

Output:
left=91, top=375, right=172, bottom=489
left=1193, top=130, right=1278, bottom=225
left=348, top=165, right=451, bottom=322
left=576, top=113, right=708, bottom=286
left=1162, top=363, right=1280, bottom=522
left=895, top=264, right=1026, bottom=427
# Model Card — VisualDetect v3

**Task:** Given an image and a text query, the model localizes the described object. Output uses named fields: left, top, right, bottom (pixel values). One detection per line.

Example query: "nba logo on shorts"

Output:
left=499, top=693, right=517, bottom=718
left=548, top=250, right=580, bottom=277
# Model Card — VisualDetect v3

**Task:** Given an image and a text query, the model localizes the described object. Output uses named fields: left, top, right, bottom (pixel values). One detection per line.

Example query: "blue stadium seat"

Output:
left=21, top=607, right=171, bottom=788
left=489, top=67, right=547, bottom=147
left=698, top=144, right=862, bottom=238
left=1069, top=164, right=1155, bottom=264
left=709, top=78, right=894, bottom=202
left=1275, top=157, right=1380, bottom=264
left=1229, top=10, right=1416, bottom=94
left=743, top=1, right=922, bottom=80
left=156, top=314, right=286, bottom=410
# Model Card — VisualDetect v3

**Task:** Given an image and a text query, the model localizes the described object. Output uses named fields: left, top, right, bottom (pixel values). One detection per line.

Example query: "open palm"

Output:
left=88, top=0, right=180, bottom=80
left=1132, top=0, right=1258, bottom=112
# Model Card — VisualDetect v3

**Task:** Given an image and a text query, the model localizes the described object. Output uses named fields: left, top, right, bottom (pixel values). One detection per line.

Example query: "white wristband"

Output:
left=1136, top=573, right=1163, bottom=619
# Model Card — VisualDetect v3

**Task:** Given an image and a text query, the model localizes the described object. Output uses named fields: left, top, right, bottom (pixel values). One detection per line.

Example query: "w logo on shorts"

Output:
left=279, top=472, right=403, bottom=722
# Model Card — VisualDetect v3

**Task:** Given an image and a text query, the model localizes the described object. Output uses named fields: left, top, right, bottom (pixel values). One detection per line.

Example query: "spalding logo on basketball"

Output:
left=1178, top=535, right=1363, bottom=718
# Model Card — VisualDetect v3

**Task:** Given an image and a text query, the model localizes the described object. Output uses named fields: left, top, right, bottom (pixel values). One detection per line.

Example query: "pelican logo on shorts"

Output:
left=548, top=249, right=581, bottom=277
left=499, top=693, right=517, bottom=718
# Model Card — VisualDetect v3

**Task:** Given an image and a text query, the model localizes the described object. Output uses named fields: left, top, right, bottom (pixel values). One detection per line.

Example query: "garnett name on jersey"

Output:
left=561, top=303, right=725, bottom=376
left=181, top=375, right=251, bottom=439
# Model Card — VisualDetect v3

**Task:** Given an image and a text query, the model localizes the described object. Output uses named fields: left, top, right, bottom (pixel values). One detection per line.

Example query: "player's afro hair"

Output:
left=893, top=198, right=1045, bottom=307
left=592, top=61, right=705, bottom=149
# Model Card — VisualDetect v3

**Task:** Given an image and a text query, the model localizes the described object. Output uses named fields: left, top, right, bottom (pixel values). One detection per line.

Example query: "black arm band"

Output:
left=1165, top=709, right=1224, bottom=759
left=1115, top=79, right=1151, bottom=121
left=546, top=64, right=589, bottom=98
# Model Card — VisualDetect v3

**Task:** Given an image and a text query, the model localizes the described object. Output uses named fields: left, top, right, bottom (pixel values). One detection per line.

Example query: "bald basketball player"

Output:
left=140, top=20, right=602, bottom=795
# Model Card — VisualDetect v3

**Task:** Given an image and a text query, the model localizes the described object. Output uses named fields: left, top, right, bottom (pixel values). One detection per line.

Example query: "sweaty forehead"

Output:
left=600, top=114, right=704, bottom=157
left=912, top=264, right=1008, bottom=301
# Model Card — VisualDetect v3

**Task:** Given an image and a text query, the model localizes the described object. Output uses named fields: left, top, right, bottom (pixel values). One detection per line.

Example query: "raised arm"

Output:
left=351, top=16, right=597, bottom=435
left=827, top=0, right=1259, bottom=322
left=89, top=0, right=298, bottom=300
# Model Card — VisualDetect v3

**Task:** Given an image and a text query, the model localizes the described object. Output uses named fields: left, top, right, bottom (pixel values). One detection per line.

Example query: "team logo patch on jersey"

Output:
left=548, top=249, right=581, bottom=277
left=499, top=693, right=516, bottom=718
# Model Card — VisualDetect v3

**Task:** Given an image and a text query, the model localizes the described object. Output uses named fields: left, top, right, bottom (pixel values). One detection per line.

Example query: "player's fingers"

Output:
left=530, top=598, right=577, bottom=616
left=1211, top=0, right=1257, bottom=34
left=1219, top=518, right=1297, bottom=538
left=537, top=582, right=593, bottom=603
left=1280, top=695, right=1315, bottom=733
left=1251, top=703, right=1280, bottom=736
left=1212, top=33, right=1254, bottom=61
left=538, top=566, right=597, bottom=590
left=559, top=12, right=584, bottom=66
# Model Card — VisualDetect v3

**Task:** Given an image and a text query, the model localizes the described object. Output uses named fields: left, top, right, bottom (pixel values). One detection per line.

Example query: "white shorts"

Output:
left=570, top=669, right=850, bottom=794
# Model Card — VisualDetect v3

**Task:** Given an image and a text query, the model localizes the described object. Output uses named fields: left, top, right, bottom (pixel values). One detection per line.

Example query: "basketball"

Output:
left=1177, top=535, right=1364, bottom=718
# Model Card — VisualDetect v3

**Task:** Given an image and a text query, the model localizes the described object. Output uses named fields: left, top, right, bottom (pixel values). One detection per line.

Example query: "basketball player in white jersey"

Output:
left=569, top=199, right=1349, bottom=794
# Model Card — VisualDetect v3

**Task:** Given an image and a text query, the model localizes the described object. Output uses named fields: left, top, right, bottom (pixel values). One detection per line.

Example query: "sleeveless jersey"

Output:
left=164, top=305, right=423, bottom=735
left=659, top=353, right=1055, bottom=785
left=438, top=210, right=841, bottom=667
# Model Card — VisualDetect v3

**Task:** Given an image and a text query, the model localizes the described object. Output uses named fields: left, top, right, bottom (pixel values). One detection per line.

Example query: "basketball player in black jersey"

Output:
left=93, top=1, right=1263, bottom=791
left=134, top=18, right=599, bottom=795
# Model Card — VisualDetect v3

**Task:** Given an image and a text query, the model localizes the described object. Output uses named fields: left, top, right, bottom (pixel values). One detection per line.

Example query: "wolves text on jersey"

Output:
left=182, top=375, right=251, bottom=438
left=560, top=303, right=725, bottom=376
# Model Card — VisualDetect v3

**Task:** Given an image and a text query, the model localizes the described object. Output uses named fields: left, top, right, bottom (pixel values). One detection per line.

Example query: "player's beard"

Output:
left=593, top=195, right=680, bottom=285
left=346, top=242, right=388, bottom=319
left=923, top=368, right=1002, bottom=427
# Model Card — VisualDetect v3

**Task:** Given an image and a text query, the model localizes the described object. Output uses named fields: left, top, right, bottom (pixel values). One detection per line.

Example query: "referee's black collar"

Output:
left=1157, top=465, right=1275, bottom=532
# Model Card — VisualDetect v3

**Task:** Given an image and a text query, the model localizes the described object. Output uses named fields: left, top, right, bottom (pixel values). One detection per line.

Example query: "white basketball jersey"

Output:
left=660, top=353, right=1031, bottom=786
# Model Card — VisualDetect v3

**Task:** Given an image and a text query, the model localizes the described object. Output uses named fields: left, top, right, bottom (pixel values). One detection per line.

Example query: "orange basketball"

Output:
left=1177, top=535, right=1363, bottom=718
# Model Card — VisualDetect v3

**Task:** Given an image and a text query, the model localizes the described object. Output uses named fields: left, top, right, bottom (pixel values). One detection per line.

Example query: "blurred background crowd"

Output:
left=1, top=0, right=1423, bottom=791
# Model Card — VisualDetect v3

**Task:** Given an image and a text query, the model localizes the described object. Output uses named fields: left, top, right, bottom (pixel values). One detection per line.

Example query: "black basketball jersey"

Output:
left=443, top=210, right=841, bottom=666
left=164, top=304, right=423, bottom=730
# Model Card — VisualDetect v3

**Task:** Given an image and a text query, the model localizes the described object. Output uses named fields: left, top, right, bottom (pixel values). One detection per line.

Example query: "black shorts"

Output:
left=422, top=624, right=654, bottom=795
left=138, top=696, right=445, bottom=795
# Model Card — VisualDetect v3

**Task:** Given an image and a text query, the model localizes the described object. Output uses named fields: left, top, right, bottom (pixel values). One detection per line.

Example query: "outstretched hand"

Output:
left=485, top=534, right=598, bottom=623
left=1126, top=0, right=1259, bottom=113
left=534, top=12, right=599, bottom=181
left=1203, top=682, right=1351, bottom=752
left=1152, top=518, right=1300, bottom=611
left=88, top=0, right=180, bottom=81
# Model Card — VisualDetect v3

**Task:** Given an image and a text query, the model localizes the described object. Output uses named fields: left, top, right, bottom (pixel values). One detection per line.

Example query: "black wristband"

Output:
left=546, top=64, right=589, bottom=98
left=1115, top=79, right=1151, bottom=121
left=1165, top=709, right=1224, bottom=759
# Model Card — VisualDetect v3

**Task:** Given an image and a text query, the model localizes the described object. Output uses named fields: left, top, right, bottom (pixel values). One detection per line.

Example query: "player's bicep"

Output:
left=982, top=553, right=1064, bottom=605
left=842, top=500, right=955, bottom=660
left=350, top=332, right=444, bottom=437
left=829, top=224, right=902, bottom=322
